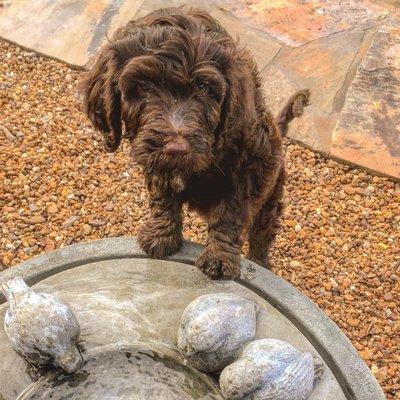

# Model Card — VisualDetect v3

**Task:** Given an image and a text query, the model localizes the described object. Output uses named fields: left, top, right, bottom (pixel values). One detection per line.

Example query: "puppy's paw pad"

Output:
left=196, top=253, right=240, bottom=281
left=139, top=235, right=182, bottom=258
left=196, top=254, right=221, bottom=280
left=138, top=225, right=182, bottom=259
left=221, top=262, right=241, bottom=280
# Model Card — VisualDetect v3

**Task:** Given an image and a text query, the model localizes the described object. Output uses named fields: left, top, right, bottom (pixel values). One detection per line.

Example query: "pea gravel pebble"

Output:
left=0, top=40, right=399, bottom=398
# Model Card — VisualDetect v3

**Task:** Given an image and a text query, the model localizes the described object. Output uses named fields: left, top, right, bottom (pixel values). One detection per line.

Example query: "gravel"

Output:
left=0, top=39, right=399, bottom=398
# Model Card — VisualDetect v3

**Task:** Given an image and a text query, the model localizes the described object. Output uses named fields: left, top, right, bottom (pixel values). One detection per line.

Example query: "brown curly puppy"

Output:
left=79, top=6, right=309, bottom=280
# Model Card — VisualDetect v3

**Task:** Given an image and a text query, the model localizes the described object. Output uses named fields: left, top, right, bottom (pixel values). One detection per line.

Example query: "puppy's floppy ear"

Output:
left=79, top=46, right=122, bottom=152
left=217, top=64, right=258, bottom=148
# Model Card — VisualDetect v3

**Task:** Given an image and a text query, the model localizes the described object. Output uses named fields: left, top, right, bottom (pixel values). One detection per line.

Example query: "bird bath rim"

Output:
left=0, top=237, right=384, bottom=400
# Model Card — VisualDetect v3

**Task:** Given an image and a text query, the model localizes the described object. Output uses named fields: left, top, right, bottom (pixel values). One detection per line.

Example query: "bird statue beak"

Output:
left=57, top=347, right=83, bottom=374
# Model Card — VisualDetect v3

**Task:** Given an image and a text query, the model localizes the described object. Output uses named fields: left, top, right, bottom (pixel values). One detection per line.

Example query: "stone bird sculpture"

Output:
left=2, top=277, right=83, bottom=374
left=177, top=293, right=259, bottom=372
left=219, top=338, right=324, bottom=400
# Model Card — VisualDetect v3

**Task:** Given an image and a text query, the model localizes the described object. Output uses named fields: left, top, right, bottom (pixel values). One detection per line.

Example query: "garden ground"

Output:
left=0, top=40, right=399, bottom=398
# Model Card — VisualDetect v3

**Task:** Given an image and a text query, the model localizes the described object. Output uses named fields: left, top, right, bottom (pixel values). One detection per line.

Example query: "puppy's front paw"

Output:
left=138, top=221, right=182, bottom=259
left=196, top=250, right=241, bottom=280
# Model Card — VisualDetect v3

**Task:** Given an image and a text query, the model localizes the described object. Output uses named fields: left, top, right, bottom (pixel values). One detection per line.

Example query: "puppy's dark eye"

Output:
left=138, top=82, right=151, bottom=92
left=195, top=79, right=208, bottom=91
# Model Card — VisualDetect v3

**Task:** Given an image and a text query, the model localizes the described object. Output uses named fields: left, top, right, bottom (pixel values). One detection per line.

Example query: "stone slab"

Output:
left=103, top=0, right=282, bottom=71
left=274, top=30, right=364, bottom=115
left=0, top=0, right=280, bottom=70
left=370, top=0, right=400, bottom=11
left=260, top=64, right=335, bottom=153
left=0, top=237, right=385, bottom=400
left=223, top=0, right=389, bottom=46
left=0, top=0, right=145, bottom=67
left=209, top=7, right=281, bottom=71
left=331, top=19, right=400, bottom=179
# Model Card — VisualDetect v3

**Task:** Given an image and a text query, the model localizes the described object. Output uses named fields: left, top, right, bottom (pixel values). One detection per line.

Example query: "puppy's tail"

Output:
left=276, top=89, right=310, bottom=137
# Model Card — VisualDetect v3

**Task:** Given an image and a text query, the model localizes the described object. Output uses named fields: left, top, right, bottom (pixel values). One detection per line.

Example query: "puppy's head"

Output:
left=119, top=26, right=228, bottom=176
left=80, top=10, right=257, bottom=177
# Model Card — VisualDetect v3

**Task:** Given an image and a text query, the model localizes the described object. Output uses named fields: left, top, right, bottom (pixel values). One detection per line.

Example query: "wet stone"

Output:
left=19, top=344, right=223, bottom=400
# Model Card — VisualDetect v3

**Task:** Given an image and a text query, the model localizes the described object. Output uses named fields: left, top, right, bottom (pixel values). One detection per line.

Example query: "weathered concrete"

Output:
left=219, top=339, right=318, bottom=400
left=177, top=293, right=259, bottom=372
left=2, top=277, right=82, bottom=374
left=0, top=237, right=384, bottom=400
left=0, top=258, right=344, bottom=400
left=18, top=343, right=223, bottom=400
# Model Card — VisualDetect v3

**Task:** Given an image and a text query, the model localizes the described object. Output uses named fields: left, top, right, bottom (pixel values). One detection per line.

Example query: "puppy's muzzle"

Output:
left=163, top=136, right=190, bottom=156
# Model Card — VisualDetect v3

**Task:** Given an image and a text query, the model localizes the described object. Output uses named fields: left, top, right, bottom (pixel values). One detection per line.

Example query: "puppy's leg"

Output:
left=276, top=89, right=310, bottom=137
left=196, top=198, right=247, bottom=280
left=138, top=179, right=183, bottom=258
left=247, top=169, right=285, bottom=268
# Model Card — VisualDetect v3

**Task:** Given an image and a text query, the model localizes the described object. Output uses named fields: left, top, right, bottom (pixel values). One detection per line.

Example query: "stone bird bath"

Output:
left=0, top=238, right=384, bottom=400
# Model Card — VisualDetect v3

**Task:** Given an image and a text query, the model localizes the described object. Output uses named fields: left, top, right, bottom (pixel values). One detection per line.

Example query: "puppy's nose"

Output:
left=163, top=136, right=189, bottom=156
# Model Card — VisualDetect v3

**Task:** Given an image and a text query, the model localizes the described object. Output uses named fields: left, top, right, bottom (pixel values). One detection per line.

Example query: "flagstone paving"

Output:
left=331, top=17, right=400, bottom=178
left=224, top=0, right=389, bottom=46
left=0, top=0, right=399, bottom=179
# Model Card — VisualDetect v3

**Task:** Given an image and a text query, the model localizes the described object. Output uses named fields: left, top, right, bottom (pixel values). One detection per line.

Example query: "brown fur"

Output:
left=79, top=7, right=309, bottom=280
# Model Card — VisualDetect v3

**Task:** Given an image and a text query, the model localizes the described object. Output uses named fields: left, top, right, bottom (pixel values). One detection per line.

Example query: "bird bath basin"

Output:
left=17, top=342, right=223, bottom=400
left=0, top=237, right=384, bottom=400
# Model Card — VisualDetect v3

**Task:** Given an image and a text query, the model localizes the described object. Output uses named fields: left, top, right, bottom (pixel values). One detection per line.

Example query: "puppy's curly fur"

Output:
left=79, top=7, right=309, bottom=280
